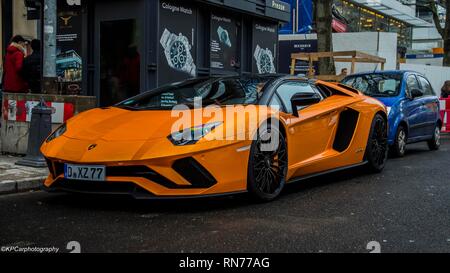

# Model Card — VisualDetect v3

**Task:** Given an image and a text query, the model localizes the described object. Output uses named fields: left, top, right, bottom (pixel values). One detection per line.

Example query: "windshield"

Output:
left=342, top=73, right=403, bottom=98
left=116, top=77, right=271, bottom=110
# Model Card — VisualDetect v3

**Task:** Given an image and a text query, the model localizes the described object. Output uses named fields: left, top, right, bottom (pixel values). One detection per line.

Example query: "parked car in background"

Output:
left=342, top=71, right=442, bottom=157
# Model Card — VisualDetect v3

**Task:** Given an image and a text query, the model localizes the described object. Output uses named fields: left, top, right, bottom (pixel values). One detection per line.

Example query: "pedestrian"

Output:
left=21, top=39, right=42, bottom=93
left=2, top=35, right=29, bottom=93
left=441, top=81, right=450, bottom=99
left=340, top=68, right=348, bottom=77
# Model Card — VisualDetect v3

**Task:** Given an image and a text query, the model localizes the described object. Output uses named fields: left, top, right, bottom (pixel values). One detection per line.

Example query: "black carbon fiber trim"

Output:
left=172, top=158, right=217, bottom=188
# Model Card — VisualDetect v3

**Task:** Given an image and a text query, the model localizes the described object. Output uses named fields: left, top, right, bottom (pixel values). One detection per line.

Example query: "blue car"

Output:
left=342, top=71, right=442, bottom=157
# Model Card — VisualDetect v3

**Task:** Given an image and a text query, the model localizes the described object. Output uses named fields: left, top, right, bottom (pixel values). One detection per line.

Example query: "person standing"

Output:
left=21, top=39, right=42, bottom=93
left=2, top=35, right=29, bottom=93
left=441, top=81, right=450, bottom=99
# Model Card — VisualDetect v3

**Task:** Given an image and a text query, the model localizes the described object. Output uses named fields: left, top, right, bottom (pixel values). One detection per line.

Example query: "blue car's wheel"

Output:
left=427, top=125, right=441, bottom=151
left=392, top=125, right=407, bottom=158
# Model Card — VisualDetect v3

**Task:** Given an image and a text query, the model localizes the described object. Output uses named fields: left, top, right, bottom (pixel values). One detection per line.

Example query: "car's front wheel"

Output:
left=427, top=124, right=441, bottom=151
left=366, top=114, right=389, bottom=173
left=391, top=125, right=407, bottom=158
left=247, top=123, right=288, bottom=202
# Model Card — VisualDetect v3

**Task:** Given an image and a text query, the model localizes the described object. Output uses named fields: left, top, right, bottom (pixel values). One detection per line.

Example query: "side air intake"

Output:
left=173, top=158, right=217, bottom=188
left=333, top=109, right=360, bottom=152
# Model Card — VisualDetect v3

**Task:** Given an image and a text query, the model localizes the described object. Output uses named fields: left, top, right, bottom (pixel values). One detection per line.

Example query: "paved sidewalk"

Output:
left=0, top=155, right=48, bottom=195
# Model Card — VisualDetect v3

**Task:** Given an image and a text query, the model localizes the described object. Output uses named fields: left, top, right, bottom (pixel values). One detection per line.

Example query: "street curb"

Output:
left=0, top=177, right=47, bottom=195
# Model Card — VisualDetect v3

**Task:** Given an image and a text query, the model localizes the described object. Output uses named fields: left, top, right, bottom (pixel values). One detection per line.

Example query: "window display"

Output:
left=210, top=13, right=239, bottom=71
left=158, top=1, right=197, bottom=85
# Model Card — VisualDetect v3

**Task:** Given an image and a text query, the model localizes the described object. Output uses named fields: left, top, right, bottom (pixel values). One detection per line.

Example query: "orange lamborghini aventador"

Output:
left=41, top=75, right=388, bottom=201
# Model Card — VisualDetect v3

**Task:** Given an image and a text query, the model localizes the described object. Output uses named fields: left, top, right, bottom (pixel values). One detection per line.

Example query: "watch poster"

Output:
left=210, top=13, right=238, bottom=71
left=56, top=0, right=83, bottom=93
left=252, top=21, right=278, bottom=74
left=159, top=0, right=198, bottom=86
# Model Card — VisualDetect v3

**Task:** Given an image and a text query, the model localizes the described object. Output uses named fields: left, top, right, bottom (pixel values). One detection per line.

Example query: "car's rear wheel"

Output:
left=427, top=125, right=441, bottom=151
left=391, top=125, right=407, bottom=158
left=366, top=114, right=388, bottom=173
left=248, top=123, right=288, bottom=202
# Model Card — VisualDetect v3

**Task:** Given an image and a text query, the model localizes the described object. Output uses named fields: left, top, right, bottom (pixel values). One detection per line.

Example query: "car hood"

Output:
left=64, top=107, right=185, bottom=141
left=63, top=106, right=274, bottom=142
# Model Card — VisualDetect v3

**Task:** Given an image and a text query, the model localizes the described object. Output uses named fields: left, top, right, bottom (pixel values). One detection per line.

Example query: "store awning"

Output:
left=352, top=0, right=434, bottom=27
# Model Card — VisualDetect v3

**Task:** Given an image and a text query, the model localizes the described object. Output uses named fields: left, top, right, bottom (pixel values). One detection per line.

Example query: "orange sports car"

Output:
left=41, top=75, right=388, bottom=201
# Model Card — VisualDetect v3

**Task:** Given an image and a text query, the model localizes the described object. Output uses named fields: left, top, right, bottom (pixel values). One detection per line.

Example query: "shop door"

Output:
left=94, top=0, right=142, bottom=107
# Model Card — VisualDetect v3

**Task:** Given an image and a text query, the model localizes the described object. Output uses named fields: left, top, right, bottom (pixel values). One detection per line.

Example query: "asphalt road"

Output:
left=1, top=139, right=450, bottom=253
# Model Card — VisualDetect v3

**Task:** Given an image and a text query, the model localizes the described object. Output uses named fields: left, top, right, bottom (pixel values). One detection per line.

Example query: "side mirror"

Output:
left=410, top=89, right=423, bottom=99
left=291, top=93, right=322, bottom=117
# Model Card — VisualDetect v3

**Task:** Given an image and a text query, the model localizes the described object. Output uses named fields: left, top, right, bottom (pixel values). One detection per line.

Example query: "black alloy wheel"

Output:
left=248, top=124, right=288, bottom=202
left=366, top=114, right=389, bottom=173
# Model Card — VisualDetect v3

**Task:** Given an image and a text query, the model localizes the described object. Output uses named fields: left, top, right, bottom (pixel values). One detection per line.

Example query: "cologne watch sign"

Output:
left=158, top=0, right=198, bottom=85
left=252, top=21, right=278, bottom=74
left=210, top=14, right=238, bottom=70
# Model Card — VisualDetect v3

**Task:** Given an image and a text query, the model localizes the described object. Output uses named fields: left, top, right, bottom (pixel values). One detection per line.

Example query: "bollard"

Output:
left=16, top=98, right=53, bottom=168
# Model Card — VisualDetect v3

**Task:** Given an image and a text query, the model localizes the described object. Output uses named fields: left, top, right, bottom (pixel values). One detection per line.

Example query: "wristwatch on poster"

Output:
left=217, top=26, right=232, bottom=48
left=254, top=45, right=276, bottom=74
left=160, top=28, right=197, bottom=77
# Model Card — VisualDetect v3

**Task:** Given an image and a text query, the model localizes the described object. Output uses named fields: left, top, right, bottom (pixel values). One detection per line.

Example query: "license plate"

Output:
left=64, top=164, right=106, bottom=181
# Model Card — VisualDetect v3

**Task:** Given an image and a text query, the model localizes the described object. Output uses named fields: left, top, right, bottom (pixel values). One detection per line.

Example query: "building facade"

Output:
left=280, top=0, right=437, bottom=53
left=1, top=0, right=290, bottom=106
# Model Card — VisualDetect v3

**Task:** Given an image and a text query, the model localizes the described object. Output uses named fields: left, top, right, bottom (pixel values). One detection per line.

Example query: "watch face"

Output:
left=259, top=53, right=274, bottom=74
left=220, top=31, right=228, bottom=43
left=170, top=41, right=188, bottom=69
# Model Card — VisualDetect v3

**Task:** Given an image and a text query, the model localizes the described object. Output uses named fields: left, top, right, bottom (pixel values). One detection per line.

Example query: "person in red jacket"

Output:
left=2, top=35, right=29, bottom=93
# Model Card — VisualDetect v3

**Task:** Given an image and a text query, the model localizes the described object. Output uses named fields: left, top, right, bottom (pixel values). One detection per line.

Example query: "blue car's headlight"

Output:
left=46, top=123, right=67, bottom=143
left=168, top=122, right=223, bottom=146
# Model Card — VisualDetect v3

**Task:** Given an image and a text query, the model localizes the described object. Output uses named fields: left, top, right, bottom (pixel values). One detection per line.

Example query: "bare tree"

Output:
left=314, top=0, right=336, bottom=75
left=423, top=0, right=450, bottom=66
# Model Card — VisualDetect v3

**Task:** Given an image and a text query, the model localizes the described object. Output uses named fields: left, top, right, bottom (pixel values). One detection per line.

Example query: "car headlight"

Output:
left=168, top=122, right=223, bottom=146
left=46, top=123, right=67, bottom=143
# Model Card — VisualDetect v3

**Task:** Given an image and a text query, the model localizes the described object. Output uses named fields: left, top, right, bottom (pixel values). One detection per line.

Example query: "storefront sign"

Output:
left=210, top=14, right=238, bottom=70
left=278, top=39, right=317, bottom=74
left=252, top=21, right=278, bottom=74
left=268, top=0, right=289, bottom=12
left=56, top=0, right=83, bottom=93
left=158, top=0, right=198, bottom=85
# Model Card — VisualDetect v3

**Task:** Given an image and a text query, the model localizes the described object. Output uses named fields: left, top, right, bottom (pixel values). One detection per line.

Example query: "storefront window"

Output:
left=359, top=7, right=376, bottom=32
left=334, top=1, right=413, bottom=49
left=341, top=0, right=360, bottom=32
left=374, top=14, right=388, bottom=32
left=100, top=19, right=140, bottom=106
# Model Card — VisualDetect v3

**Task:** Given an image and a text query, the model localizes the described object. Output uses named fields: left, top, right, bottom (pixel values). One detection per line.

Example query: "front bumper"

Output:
left=42, top=142, right=251, bottom=199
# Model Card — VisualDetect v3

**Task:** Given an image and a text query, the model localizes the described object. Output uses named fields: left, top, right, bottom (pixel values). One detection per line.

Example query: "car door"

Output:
left=404, top=74, right=425, bottom=138
left=417, top=75, right=440, bottom=137
left=274, top=81, right=359, bottom=178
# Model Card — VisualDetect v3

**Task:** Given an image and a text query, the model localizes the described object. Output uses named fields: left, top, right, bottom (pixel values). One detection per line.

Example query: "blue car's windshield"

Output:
left=342, top=73, right=402, bottom=98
